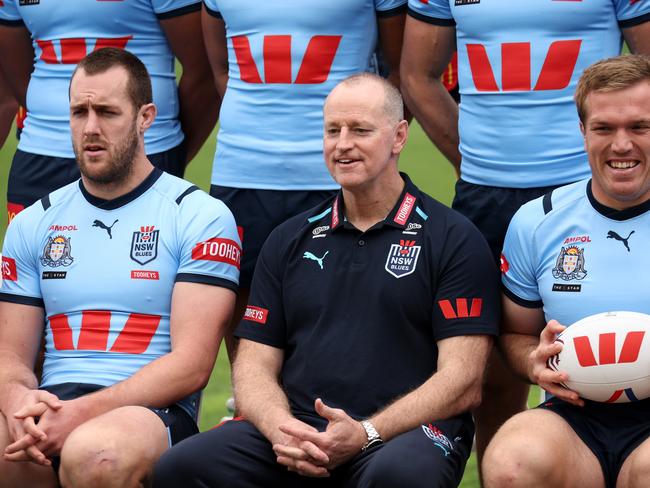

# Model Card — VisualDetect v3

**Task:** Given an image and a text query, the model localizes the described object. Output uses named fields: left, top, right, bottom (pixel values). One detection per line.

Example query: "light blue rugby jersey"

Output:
left=0, top=169, right=240, bottom=419
left=0, top=0, right=199, bottom=158
left=409, top=0, right=650, bottom=188
left=204, top=0, right=406, bottom=190
left=501, top=179, right=650, bottom=326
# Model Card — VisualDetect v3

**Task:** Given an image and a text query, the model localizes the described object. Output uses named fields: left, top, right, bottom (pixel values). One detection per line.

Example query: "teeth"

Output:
left=609, top=161, right=637, bottom=169
left=338, top=159, right=353, bottom=163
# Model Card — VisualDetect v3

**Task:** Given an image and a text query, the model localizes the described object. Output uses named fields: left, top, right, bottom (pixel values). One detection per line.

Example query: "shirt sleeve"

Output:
left=432, top=215, right=500, bottom=341
left=0, top=211, right=44, bottom=307
left=500, top=201, right=544, bottom=308
left=614, top=0, right=650, bottom=28
left=175, top=192, right=240, bottom=292
left=234, top=225, right=286, bottom=349
left=152, top=0, right=201, bottom=19
left=0, top=0, right=23, bottom=25
left=407, top=0, right=454, bottom=25
left=375, top=0, right=407, bottom=17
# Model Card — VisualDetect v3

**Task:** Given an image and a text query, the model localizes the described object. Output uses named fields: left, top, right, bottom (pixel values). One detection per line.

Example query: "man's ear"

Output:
left=392, top=119, right=409, bottom=155
left=138, top=103, right=157, bottom=134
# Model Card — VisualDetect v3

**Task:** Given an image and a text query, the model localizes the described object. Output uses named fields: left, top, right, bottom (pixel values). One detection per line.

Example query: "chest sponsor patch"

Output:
left=455, top=0, right=479, bottom=5
left=41, top=235, right=74, bottom=267
left=42, top=271, right=67, bottom=280
left=131, top=270, right=159, bottom=280
left=394, top=193, right=416, bottom=226
left=192, top=238, right=241, bottom=269
left=244, top=305, right=268, bottom=324
left=385, top=239, right=421, bottom=278
left=2, top=256, right=17, bottom=281
left=130, top=226, right=159, bottom=265
left=19, top=0, right=39, bottom=5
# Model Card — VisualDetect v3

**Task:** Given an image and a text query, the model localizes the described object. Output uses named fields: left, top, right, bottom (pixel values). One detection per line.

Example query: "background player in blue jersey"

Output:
left=154, top=74, right=499, bottom=488
left=201, top=0, right=408, bottom=360
left=0, top=49, right=238, bottom=488
left=400, top=0, right=650, bottom=469
left=0, top=0, right=217, bottom=220
left=484, top=55, right=650, bottom=488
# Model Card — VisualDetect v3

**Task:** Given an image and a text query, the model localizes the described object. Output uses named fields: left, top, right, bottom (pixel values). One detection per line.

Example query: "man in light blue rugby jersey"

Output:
left=0, top=49, right=239, bottom=488
left=401, top=0, right=650, bottom=467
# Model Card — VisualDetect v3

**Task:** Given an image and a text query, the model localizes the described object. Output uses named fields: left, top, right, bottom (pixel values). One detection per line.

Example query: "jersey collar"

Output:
left=330, top=172, right=420, bottom=232
left=79, top=167, right=163, bottom=210
left=587, top=179, right=650, bottom=221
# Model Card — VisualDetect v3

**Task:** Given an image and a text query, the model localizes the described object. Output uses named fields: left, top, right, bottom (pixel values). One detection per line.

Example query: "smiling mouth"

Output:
left=608, top=160, right=639, bottom=169
left=336, top=158, right=359, bottom=165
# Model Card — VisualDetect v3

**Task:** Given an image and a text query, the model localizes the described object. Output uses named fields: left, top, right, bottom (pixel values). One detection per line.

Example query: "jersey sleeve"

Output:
left=407, top=0, right=454, bottom=26
left=234, top=225, right=286, bottom=349
left=0, top=211, right=43, bottom=307
left=152, top=0, right=201, bottom=19
left=175, top=192, right=240, bottom=292
left=614, top=0, right=650, bottom=28
left=432, top=217, right=500, bottom=341
left=500, top=201, right=544, bottom=308
left=0, top=0, right=23, bottom=25
left=375, top=0, right=407, bottom=17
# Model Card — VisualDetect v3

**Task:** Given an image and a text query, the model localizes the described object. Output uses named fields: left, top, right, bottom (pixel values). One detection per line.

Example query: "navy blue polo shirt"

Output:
left=236, top=173, right=499, bottom=426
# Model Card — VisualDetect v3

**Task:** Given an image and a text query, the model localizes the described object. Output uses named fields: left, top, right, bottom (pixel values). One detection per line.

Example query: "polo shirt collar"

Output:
left=329, top=172, right=420, bottom=231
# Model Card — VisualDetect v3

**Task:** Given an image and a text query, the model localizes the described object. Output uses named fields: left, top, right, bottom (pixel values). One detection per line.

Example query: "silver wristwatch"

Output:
left=360, top=420, right=383, bottom=451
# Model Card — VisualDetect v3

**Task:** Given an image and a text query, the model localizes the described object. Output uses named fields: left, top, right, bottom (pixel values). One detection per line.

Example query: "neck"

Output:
left=342, top=173, right=405, bottom=232
left=81, top=153, right=154, bottom=201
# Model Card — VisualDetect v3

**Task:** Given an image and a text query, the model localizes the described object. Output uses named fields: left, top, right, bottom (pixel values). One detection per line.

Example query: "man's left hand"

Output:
left=278, top=398, right=367, bottom=469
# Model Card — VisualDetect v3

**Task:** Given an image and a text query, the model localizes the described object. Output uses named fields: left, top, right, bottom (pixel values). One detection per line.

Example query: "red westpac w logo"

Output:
left=50, top=310, right=161, bottom=354
left=573, top=331, right=645, bottom=367
left=233, top=35, right=341, bottom=84
left=438, top=298, right=483, bottom=319
left=36, top=36, right=132, bottom=64
left=467, top=40, right=582, bottom=92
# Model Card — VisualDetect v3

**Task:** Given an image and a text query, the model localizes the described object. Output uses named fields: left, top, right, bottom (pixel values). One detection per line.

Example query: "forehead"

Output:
left=70, top=66, right=130, bottom=105
left=584, top=81, right=650, bottom=121
left=324, top=82, right=387, bottom=124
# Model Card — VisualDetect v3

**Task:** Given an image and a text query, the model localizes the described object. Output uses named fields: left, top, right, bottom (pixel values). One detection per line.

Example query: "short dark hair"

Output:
left=71, top=47, right=152, bottom=109
left=575, top=54, right=650, bottom=123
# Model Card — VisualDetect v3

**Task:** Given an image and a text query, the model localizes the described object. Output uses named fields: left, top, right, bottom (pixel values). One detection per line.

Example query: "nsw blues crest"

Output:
left=385, top=239, right=421, bottom=278
left=130, top=226, right=159, bottom=265
left=41, top=235, right=73, bottom=267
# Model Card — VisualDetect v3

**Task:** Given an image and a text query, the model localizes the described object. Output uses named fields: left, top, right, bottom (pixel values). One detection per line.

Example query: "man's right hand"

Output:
left=527, top=320, right=584, bottom=407
left=271, top=418, right=330, bottom=478
left=3, top=389, right=62, bottom=466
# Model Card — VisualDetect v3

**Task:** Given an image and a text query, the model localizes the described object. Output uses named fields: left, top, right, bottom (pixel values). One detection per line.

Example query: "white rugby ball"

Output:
left=547, top=311, right=650, bottom=403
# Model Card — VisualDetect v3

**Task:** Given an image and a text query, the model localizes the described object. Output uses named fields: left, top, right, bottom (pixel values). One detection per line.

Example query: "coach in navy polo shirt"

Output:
left=154, top=73, right=499, bottom=488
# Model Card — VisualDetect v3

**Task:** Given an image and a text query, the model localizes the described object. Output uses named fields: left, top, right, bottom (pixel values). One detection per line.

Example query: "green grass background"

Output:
left=0, top=121, right=543, bottom=487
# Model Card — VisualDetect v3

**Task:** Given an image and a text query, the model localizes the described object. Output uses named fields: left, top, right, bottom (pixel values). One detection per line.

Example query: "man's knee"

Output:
left=59, top=427, right=139, bottom=488
left=483, top=414, right=568, bottom=488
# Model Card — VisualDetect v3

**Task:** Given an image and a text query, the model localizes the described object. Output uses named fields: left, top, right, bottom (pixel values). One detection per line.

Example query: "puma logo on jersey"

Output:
left=607, top=230, right=634, bottom=252
left=93, top=219, right=118, bottom=239
left=303, top=251, right=329, bottom=269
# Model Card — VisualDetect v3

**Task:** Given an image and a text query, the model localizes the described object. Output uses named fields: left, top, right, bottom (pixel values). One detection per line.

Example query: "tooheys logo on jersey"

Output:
left=467, top=40, right=582, bottom=92
left=130, top=226, right=159, bottom=265
left=233, top=35, right=341, bottom=84
left=2, top=256, right=17, bottom=282
left=192, top=238, right=241, bottom=269
left=49, top=310, right=161, bottom=354
left=244, top=305, right=268, bottom=325
left=35, top=36, right=132, bottom=65
left=385, top=239, right=421, bottom=278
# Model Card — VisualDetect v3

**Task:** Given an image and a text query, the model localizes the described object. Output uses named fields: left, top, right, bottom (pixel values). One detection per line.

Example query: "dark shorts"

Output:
left=41, top=382, right=198, bottom=472
left=7, top=142, right=186, bottom=219
left=539, top=396, right=650, bottom=488
left=452, top=179, right=564, bottom=263
left=210, top=186, right=338, bottom=288
left=154, top=416, right=473, bottom=488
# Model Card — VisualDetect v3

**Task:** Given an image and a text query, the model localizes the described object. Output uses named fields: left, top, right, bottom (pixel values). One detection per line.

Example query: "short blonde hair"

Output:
left=575, top=54, right=650, bottom=123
